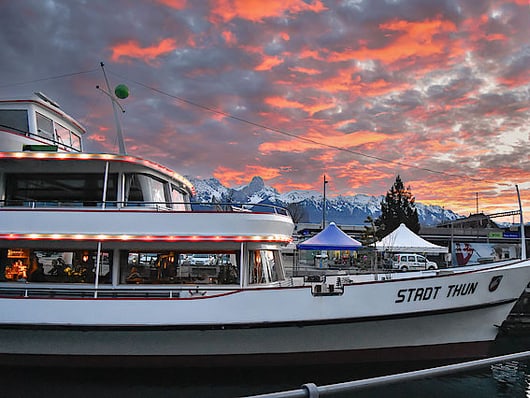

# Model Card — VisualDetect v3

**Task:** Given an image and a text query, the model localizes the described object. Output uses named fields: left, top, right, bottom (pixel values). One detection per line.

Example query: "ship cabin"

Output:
left=0, top=151, right=293, bottom=296
left=0, top=93, right=85, bottom=153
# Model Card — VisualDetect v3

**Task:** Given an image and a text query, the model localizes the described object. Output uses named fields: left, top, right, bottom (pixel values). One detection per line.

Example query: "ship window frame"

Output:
left=0, top=248, right=112, bottom=284
left=249, top=249, right=283, bottom=284
left=124, top=173, right=169, bottom=208
left=4, top=172, right=118, bottom=207
left=171, top=184, right=188, bottom=211
left=0, top=109, right=29, bottom=135
left=121, top=250, right=240, bottom=285
left=55, top=122, right=71, bottom=148
left=35, top=111, right=54, bottom=139
left=70, top=133, right=81, bottom=151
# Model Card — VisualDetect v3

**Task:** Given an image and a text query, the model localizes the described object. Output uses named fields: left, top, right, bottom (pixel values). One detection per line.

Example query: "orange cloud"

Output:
left=211, top=0, right=327, bottom=23
left=289, top=66, right=321, bottom=75
left=264, top=96, right=305, bottom=110
left=110, top=38, right=177, bottom=64
left=298, top=48, right=323, bottom=60
left=275, top=180, right=315, bottom=192
left=222, top=30, right=237, bottom=45
left=255, top=55, right=284, bottom=71
left=213, top=165, right=282, bottom=186
left=259, top=130, right=393, bottom=155
left=327, top=17, right=460, bottom=66
left=156, top=0, right=186, bottom=9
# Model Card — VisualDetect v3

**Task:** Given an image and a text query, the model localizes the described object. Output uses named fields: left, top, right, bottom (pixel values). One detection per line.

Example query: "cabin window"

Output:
left=36, top=112, right=53, bottom=139
left=70, top=133, right=81, bottom=151
left=0, top=248, right=112, bottom=284
left=121, top=251, right=239, bottom=285
left=55, top=123, right=71, bottom=148
left=124, top=173, right=168, bottom=207
left=0, top=109, right=29, bottom=134
left=4, top=173, right=118, bottom=207
left=171, top=184, right=188, bottom=210
left=250, top=250, right=283, bottom=284
left=55, top=123, right=82, bottom=151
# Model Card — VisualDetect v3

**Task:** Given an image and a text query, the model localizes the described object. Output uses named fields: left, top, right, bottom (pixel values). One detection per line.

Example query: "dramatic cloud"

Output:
left=0, top=0, right=529, bottom=220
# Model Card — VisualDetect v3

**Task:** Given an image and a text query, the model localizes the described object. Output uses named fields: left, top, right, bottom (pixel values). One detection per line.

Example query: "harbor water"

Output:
left=1, top=334, right=530, bottom=398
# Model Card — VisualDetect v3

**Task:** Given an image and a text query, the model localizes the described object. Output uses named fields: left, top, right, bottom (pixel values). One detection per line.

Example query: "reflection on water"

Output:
left=1, top=335, right=530, bottom=398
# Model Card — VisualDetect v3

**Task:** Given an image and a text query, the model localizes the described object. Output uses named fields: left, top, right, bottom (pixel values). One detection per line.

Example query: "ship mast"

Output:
left=98, top=61, right=127, bottom=155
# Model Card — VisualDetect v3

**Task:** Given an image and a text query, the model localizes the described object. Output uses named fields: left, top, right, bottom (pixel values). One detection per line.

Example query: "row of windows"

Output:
left=3, top=172, right=189, bottom=209
left=0, top=248, right=283, bottom=286
left=0, top=109, right=82, bottom=151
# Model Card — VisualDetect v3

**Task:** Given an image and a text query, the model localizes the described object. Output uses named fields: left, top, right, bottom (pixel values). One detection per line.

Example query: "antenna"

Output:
left=98, top=62, right=127, bottom=155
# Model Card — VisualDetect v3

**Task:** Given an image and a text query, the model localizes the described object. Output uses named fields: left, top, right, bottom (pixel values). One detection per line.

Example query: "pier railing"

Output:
left=241, top=351, right=530, bottom=397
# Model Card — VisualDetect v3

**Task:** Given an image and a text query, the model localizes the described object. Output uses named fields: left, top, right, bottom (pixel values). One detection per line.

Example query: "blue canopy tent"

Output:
left=297, top=222, right=363, bottom=250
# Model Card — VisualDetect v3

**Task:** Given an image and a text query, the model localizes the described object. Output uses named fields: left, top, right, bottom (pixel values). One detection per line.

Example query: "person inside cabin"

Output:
left=126, top=266, right=143, bottom=284
left=28, top=255, right=46, bottom=282
left=80, top=253, right=95, bottom=283
left=251, top=251, right=263, bottom=284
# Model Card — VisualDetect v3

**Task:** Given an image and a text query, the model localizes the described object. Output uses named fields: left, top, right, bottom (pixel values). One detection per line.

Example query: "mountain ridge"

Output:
left=188, top=176, right=460, bottom=226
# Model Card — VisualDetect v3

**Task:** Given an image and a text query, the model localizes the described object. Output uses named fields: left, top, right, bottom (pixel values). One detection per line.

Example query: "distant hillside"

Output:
left=188, top=176, right=460, bottom=226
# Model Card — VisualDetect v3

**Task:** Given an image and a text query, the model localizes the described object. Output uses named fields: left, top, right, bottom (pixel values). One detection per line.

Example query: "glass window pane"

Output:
left=36, top=112, right=53, bottom=139
left=171, top=186, right=186, bottom=211
left=55, top=123, right=71, bottom=148
left=0, top=110, right=29, bottom=134
left=5, top=173, right=117, bottom=206
left=0, top=248, right=112, bottom=284
left=121, top=251, right=239, bottom=285
left=70, top=133, right=81, bottom=151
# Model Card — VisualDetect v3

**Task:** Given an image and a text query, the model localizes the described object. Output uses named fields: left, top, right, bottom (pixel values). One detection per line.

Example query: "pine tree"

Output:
left=375, top=175, right=420, bottom=238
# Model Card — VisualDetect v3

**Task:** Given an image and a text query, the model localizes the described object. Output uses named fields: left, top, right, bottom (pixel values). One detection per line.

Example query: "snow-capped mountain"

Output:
left=188, top=176, right=460, bottom=226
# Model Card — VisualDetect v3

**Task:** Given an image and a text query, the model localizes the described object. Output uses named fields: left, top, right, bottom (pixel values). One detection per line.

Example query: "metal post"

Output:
left=94, top=241, right=102, bottom=298
left=102, top=161, right=109, bottom=209
left=516, top=184, right=526, bottom=259
left=322, top=175, right=328, bottom=229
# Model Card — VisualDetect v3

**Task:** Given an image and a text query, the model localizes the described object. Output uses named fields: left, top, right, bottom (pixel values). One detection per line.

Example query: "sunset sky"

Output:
left=1, top=0, right=529, bottom=221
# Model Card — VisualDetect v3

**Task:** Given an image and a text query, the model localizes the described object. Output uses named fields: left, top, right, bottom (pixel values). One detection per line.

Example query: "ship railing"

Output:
left=0, top=199, right=291, bottom=216
left=0, top=284, right=239, bottom=299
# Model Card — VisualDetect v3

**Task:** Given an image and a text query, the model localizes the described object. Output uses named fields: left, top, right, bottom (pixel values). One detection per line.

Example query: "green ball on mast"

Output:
left=114, top=84, right=129, bottom=99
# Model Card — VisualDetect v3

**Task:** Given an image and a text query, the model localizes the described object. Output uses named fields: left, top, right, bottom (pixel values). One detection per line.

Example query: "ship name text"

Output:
left=395, top=282, right=478, bottom=303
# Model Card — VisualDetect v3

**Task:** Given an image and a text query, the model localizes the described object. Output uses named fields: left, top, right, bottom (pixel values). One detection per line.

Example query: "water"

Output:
left=2, top=334, right=530, bottom=398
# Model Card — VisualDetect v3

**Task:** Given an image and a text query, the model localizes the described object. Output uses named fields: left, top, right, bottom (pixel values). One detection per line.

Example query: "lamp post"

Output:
left=322, top=175, right=328, bottom=230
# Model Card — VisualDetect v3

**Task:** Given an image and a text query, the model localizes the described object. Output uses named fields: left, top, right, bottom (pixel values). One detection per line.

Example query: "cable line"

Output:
left=0, top=69, right=99, bottom=89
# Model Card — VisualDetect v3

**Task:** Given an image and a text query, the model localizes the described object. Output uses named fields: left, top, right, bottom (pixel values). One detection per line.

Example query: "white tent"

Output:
left=375, top=223, right=448, bottom=253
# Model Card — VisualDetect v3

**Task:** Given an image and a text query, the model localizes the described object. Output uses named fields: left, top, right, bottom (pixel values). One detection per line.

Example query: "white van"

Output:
left=391, top=254, right=438, bottom=271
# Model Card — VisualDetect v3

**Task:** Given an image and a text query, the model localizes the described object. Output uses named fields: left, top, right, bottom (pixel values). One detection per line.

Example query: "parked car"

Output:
left=189, top=254, right=214, bottom=266
left=391, top=253, right=438, bottom=271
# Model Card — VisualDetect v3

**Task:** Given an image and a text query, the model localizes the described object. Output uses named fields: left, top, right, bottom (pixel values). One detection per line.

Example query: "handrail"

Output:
left=0, top=200, right=291, bottom=216
left=240, top=350, right=530, bottom=397
left=0, top=284, right=237, bottom=299
left=0, top=125, right=81, bottom=152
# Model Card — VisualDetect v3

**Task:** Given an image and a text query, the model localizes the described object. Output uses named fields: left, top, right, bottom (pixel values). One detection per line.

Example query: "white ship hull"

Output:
left=0, top=260, right=527, bottom=367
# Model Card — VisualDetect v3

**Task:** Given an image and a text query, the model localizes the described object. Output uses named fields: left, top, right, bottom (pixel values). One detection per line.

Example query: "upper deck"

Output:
left=0, top=150, right=194, bottom=209
left=0, top=151, right=293, bottom=247
left=0, top=93, right=85, bottom=152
